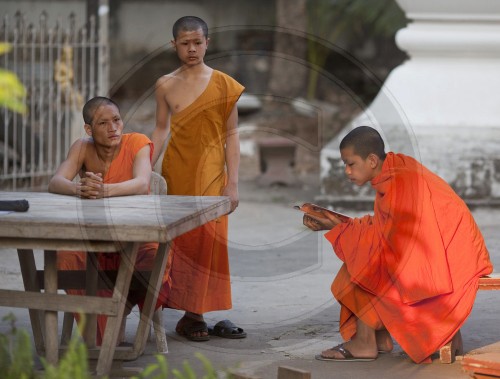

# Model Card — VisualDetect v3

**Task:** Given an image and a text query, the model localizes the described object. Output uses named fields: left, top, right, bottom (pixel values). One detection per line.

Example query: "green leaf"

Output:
left=0, top=43, right=12, bottom=55
left=0, top=69, right=27, bottom=114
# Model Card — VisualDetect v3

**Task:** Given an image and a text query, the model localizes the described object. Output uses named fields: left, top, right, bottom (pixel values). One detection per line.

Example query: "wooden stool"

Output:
left=440, top=273, right=500, bottom=363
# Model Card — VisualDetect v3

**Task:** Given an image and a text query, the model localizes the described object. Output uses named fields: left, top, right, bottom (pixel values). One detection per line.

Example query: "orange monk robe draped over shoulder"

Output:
left=159, top=70, right=244, bottom=314
left=326, top=152, right=493, bottom=363
left=57, top=133, right=159, bottom=345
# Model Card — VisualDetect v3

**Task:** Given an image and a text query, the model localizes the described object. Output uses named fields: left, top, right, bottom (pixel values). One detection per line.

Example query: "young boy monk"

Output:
left=303, top=125, right=493, bottom=363
left=49, top=96, right=160, bottom=345
left=151, top=16, right=246, bottom=341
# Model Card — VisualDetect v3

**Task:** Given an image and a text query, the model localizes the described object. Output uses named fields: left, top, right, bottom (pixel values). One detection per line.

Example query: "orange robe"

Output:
left=57, top=133, right=159, bottom=345
left=159, top=70, right=244, bottom=314
left=326, top=152, right=493, bottom=363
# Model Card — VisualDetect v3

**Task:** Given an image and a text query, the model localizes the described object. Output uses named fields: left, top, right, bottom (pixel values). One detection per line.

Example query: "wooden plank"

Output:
left=44, top=250, right=59, bottom=365
left=4, top=238, right=122, bottom=251
left=152, top=309, right=168, bottom=354
left=96, top=243, right=139, bottom=375
left=479, top=274, right=500, bottom=290
left=462, top=353, right=500, bottom=377
left=60, top=312, right=74, bottom=346
left=17, top=249, right=45, bottom=355
left=35, top=270, right=152, bottom=290
left=471, top=374, right=500, bottom=379
left=462, top=342, right=500, bottom=377
left=83, top=252, right=98, bottom=348
left=0, top=289, right=118, bottom=315
left=132, top=242, right=170, bottom=356
left=277, top=366, right=311, bottom=379
left=0, top=192, right=231, bottom=242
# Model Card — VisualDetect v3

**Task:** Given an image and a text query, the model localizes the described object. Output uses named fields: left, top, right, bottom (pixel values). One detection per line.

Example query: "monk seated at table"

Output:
left=48, top=96, right=161, bottom=345
left=302, top=126, right=493, bottom=363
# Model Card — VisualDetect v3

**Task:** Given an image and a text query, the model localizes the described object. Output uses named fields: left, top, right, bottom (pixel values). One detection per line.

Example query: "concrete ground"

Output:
left=1, top=180, right=499, bottom=378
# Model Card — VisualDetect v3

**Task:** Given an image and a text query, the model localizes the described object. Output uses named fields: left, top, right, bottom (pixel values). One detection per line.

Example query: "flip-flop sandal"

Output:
left=177, top=320, right=210, bottom=342
left=315, top=343, right=376, bottom=362
left=208, top=319, right=247, bottom=339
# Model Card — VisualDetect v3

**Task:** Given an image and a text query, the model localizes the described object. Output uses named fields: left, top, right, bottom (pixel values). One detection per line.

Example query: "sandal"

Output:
left=315, top=343, right=376, bottom=362
left=176, top=319, right=210, bottom=342
left=208, top=319, right=247, bottom=339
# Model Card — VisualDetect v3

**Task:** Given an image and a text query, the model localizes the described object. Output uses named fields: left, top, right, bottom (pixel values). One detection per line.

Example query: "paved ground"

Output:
left=1, top=180, right=499, bottom=378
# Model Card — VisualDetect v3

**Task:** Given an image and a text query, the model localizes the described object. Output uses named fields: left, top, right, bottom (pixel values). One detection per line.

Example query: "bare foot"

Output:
left=376, top=329, right=393, bottom=353
left=175, top=313, right=208, bottom=340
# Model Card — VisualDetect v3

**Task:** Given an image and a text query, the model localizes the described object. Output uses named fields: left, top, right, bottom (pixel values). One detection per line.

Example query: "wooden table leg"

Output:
left=17, top=249, right=45, bottom=355
left=132, top=242, right=170, bottom=356
left=44, top=250, right=59, bottom=365
left=83, top=252, right=98, bottom=348
left=95, top=242, right=139, bottom=376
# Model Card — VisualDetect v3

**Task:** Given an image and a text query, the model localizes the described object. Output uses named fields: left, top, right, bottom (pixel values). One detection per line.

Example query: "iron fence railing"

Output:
left=1, top=11, right=108, bottom=190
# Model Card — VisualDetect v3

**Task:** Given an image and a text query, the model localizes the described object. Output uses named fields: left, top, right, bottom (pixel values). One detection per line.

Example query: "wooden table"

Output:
left=0, top=191, right=230, bottom=376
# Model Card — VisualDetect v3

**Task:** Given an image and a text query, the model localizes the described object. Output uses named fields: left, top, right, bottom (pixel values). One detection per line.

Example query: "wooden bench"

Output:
left=440, top=273, right=500, bottom=363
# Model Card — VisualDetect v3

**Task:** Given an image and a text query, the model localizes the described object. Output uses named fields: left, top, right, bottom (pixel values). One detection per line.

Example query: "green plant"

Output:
left=0, top=313, right=35, bottom=379
left=40, top=329, right=92, bottom=379
left=1, top=313, right=221, bottom=379
left=0, top=312, right=97, bottom=379
left=0, top=43, right=27, bottom=114
left=132, top=352, right=217, bottom=379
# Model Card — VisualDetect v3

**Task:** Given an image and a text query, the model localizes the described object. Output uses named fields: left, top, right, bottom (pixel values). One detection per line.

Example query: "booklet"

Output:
left=294, top=203, right=351, bottom=223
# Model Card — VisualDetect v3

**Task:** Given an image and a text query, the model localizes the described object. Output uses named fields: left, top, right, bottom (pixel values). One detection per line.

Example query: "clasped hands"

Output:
left=77, top=172, right=104, bottom=199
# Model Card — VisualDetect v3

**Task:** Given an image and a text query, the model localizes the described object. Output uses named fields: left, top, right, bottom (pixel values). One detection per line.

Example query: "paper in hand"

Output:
left=294, top=203, right=351, bottom=223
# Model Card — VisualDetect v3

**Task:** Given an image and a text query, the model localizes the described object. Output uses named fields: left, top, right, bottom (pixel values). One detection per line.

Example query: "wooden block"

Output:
left=277, top=366, right=311, bottom=379
left=440, top=341, right=454, bottom=364
left=462, top=352, right=500, bottom=377
left=478, top=274, right=500, bottom=290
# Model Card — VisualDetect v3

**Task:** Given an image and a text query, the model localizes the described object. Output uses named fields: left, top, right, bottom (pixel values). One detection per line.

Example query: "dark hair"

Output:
left=339, top=126, right=387, bottom=160
left=172, top=16, right=208, bottom=39
left=82, top=96, right=119, bottom=125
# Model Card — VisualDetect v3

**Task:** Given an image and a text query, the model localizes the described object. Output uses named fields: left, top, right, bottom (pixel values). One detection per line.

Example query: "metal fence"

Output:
left=0, top=11, right=108, bottom=190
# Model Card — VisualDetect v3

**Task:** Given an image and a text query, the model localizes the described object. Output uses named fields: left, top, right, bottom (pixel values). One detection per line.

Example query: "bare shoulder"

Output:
left=155, top=71, right=181, bottom=92
left=69, top=137, right=95, bottom=157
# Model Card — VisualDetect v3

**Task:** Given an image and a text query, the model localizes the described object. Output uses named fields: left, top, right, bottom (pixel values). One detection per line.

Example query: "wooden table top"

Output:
left=0, top=191, right=231, bottom=243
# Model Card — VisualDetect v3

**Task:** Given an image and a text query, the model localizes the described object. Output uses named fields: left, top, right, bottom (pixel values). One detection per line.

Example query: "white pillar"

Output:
left=321, top=0, right=500, bottom=200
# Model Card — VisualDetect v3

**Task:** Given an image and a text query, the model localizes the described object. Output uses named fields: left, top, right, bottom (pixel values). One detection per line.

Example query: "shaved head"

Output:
left=339, top=126, right=386, bottom=160
left=82, top=96, right=119, bottom=125
left=172, top=16, right=208, bottom=39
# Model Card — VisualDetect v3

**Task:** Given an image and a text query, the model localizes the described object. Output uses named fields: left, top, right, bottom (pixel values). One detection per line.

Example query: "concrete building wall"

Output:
left=0, top=0, right=86, bottom=26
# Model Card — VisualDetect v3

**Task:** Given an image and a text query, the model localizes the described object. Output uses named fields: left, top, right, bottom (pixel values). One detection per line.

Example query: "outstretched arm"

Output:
left=224, top=105, right=240, bottom=213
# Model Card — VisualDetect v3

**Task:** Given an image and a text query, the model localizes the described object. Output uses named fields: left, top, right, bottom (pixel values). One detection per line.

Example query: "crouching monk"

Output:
left=48, top=96, right=160, bottom=345
left=303, top=126, right=493, bottom=363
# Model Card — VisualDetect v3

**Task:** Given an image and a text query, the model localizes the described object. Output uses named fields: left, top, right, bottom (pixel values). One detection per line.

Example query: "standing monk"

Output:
left=49, top=96, right=160, bottom=345
left=303, top=126, right=492, bottom=363
left=151, top=16, right=246, bottom=341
